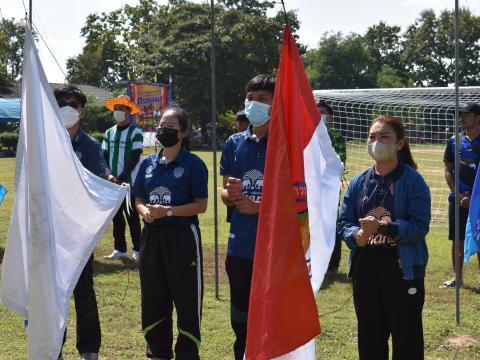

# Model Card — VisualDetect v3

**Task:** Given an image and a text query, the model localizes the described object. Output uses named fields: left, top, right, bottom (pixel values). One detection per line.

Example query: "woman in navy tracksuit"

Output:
left=338, top=115, right=431, bottom=360
left=133, top=107, right=208, bottom=360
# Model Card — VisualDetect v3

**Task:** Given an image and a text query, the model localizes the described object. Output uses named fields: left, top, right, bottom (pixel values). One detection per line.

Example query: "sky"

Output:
left=1, top=0, right=479, bottom=83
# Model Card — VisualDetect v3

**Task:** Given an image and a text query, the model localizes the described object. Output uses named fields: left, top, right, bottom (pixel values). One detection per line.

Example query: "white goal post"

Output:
left=313, top=87, right=480, bottom=224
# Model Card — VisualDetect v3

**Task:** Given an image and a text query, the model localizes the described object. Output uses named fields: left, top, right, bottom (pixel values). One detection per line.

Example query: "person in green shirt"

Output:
left=318, top=100, right=346, bottom=275
left=102, top=95, right=143, bottom=264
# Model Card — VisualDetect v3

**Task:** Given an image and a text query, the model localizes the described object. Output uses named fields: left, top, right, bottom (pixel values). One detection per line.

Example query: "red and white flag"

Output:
left=245, top=26, right=343, bottom=360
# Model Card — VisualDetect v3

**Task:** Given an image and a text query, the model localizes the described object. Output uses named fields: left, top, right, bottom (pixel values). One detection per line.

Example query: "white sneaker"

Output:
left=80, top=353, right=98, bottom=360
left=104, top=250, right=129, bottom=260
left=132, top=250, right=140, bottom=264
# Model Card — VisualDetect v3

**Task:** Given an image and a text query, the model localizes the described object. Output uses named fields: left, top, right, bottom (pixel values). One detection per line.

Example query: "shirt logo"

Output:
left=145, top=165, right=154, bottom=178
left=242, top=169, right=263, bottom=202
left=149, top=186, right=172, bottom=205
left=173, top=166, right=185, bottom=179
left=366, top=207, right=396, bottom=247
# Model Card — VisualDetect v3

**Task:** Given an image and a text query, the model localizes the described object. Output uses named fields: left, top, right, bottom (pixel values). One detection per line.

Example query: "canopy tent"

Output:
left=0, top=98, right=21, bottom=122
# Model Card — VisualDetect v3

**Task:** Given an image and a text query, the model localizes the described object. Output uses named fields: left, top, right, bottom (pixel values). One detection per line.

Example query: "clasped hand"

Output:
left=356, top=216, right=380, bottom=247
left=226, top=177, right=260, bottom=215
left=142, top=204, right=170, bottom=223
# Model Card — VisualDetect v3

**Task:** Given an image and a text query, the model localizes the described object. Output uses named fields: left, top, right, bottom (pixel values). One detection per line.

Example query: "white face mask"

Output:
left=113, top=110, right=127, bottom=123
left=367, top=141, right=397, bottom=162
left=244, top=100, right=271, bottom=126
left=60, top=106, right=80, bottom=128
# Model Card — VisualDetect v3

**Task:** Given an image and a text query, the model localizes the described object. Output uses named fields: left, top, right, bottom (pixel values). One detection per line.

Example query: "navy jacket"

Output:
left=71, top=129, right=107, bottom=178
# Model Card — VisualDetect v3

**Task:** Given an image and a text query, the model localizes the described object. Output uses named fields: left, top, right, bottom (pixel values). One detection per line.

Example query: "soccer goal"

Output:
left=313, top=87, right=480, bottom=224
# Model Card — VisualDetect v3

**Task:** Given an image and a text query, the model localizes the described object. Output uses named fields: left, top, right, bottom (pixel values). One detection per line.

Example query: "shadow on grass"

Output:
left=93, top=258, right=138, bottom=276
left=0, top=246, right=4, bottom=263
left=320, top=272, right=352, bottom=290
left=464, top=284, right=480, bottom=295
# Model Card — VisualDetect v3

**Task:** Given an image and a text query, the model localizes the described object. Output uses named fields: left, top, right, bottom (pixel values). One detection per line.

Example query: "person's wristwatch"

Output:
left=166, top=207, right=173, bottom=217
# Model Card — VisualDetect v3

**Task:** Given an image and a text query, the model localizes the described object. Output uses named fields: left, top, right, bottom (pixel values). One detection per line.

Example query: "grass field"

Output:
left=1, top=147, right=480, bottom=360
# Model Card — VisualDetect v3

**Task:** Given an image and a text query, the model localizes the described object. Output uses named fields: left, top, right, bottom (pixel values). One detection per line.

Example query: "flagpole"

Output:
left=210, top=0, right=220, bottom=300
left=29, top=0, right=32, bottom=26
left=454, top=0, right=461, bottom=325
left=280, top=0, right=289, bottom=25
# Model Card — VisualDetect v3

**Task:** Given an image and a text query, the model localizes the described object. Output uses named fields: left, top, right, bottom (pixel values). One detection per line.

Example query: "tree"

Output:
left=67, top=0, right=301, bottom=128
left=402, top=8, right=480, bottom=86
left=66, top=7, right=136, bottom=90
left=219, top=0, right=274, bottom=15
left=304, top=32, right=376, bottom=89
left=376, top=65, right=406, bottom=88
left=0, top=18, right=28, bottom=86
left=364, top=22, right=411, bottom=86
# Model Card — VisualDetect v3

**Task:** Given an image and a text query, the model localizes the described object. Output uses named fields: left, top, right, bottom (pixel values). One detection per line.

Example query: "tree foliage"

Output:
left=304, top=32, right=376, bottom=89
left=402, top=9, right=480, bottom=86
left=3, top=4, right=477, bottom=126
left=0, top=18, right=28, bottom=86
left=66, top=0, right=299, bottom=126
left=305, top=8, right=480, bottom=89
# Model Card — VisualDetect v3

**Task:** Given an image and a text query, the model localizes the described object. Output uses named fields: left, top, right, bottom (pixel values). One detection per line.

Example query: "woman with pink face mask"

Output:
left=338, top=115, right=431, bottom=360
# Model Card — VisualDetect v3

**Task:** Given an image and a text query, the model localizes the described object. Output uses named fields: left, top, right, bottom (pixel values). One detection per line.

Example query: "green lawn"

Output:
left=1, top=148, right=479, bottom=360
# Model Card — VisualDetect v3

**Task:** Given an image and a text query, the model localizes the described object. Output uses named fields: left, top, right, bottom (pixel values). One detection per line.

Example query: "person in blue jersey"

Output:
left=226, top=110, right=250, bottom=224
left=54, top=85, right=107, bottom=360
left=133, top=107, right=208, bottom=360
left=338, top=115, right=431, bottom=360
left=440, top=102, right=480, bottom=290
left=220, top=74, right=275, bottom=360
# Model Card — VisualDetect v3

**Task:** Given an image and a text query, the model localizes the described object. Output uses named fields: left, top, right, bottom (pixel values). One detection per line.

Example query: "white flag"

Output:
left=0, top=27, right=126, bottom=360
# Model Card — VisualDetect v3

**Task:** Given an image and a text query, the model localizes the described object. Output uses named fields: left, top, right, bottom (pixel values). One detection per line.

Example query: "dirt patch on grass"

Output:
left=447, top=334, right=480, bottom=348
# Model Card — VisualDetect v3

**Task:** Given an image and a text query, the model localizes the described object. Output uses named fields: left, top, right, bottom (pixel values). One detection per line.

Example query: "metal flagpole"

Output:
left=29, top=0, right=32, bottom=26
left=210, top=0, right=220, bottom=300
left=454, top=0, right=461, bottom=325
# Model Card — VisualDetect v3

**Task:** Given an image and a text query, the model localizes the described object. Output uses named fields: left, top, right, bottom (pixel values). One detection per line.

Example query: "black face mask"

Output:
left=156, top=127, right=180, bottom=148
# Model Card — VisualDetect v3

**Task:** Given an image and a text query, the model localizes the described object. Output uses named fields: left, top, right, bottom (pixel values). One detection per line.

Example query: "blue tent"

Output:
left=0, top=98, right=21, bottom=122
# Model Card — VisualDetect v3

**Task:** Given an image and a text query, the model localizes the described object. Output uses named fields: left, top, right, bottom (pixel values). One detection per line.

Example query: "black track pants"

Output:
left=225, top=256, right=254, bottom=360
left=60, top=255, right=101, bottom=357
left=352, top=248, right=425, bottom=360
left=140, top=223, right=203, bottom=360
left=112, top=197, right=141, bottom=252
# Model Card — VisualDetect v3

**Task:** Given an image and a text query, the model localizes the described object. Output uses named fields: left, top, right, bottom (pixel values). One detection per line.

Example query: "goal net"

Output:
left=313, top=87, right=480, bottom=224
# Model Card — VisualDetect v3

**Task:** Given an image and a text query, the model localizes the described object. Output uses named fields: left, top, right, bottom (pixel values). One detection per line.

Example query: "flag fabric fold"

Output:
left=0, top=27, right=127, bottom=360
left=246, top=26, right=343, bottom=360
left=464, top=167, right=480, bottom=263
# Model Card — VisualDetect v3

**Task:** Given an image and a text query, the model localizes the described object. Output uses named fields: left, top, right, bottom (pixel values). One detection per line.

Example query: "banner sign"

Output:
left=127, top=82, right=171, bottom=130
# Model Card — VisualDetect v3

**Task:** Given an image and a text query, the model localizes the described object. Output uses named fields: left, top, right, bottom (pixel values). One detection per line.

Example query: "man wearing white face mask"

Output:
left=54, top=85, right=107, bottom=360
left=102, top=95, right=143, bottom=263
left=220, top=74, right=275, bottom=360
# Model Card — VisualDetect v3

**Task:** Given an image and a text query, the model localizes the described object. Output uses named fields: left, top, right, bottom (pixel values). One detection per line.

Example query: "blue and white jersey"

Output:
left=444, top=134, right=480, bottom=196
left=220, top=128, right=267, bottom=259
left=132, top=146, right=208, bottom=225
